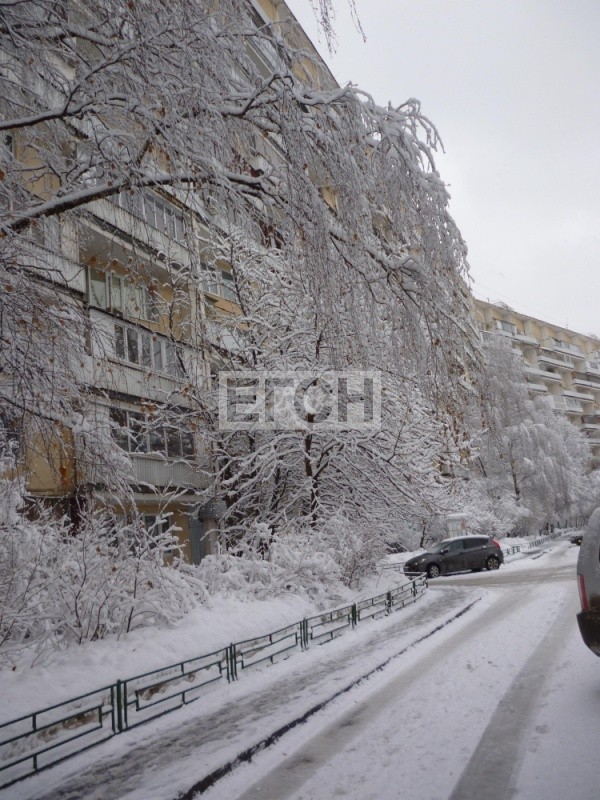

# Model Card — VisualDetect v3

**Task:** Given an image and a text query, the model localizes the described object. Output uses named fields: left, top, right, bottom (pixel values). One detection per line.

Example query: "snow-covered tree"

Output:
left=1, top=0, right=478, bottom=652
left=468, top=336, right=590, bottom=534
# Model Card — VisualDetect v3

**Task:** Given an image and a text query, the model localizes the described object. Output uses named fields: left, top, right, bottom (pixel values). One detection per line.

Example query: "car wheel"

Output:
left=427, top=563, right=441, bottom=579
left=485, top=556, right=500, bottom=571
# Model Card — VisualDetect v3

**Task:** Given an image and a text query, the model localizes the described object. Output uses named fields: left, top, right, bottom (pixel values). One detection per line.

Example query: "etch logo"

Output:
left=218, top=371, right=381, bottom=431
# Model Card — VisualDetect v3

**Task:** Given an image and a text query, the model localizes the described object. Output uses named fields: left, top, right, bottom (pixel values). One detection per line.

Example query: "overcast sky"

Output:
left=287, top=0, right=600, bottom=337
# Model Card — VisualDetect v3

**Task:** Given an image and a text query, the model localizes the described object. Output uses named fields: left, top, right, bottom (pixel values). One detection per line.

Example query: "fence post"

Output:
left=300, top=619, right=309, bottom=650
left=386, top=590, right=392, bottom=613
left=115, top=680, right=124, bottom=733
left=229, top=643, right=238, bottom=681
left=351, top=604, right=358, bottom=628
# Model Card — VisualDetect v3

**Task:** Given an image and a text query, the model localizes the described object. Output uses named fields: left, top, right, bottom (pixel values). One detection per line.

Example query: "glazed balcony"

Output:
left=549, top=339, right=585, bottom=359
left=538, top=349, right=573, bottom=369
left=21, top=240, right=87, bottom=294
left=549, top=396, right=583, bottom=414
left=130, top=454, right=210, bottom=491
left=88, top=309, right=205, bottom=404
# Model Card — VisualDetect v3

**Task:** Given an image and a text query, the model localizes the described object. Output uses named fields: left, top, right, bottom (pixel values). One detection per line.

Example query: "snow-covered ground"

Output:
left=2, top=532, right=592, bottom=800
left=0, top=533, right=557, bottom=721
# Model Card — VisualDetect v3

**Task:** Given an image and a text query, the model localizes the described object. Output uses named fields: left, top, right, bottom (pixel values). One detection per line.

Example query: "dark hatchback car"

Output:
left=403, top=535, right=504, bottom=579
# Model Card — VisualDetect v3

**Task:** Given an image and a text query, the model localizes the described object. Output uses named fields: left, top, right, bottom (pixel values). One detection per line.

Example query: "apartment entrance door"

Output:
left=189, top=517, right=208, bottom=565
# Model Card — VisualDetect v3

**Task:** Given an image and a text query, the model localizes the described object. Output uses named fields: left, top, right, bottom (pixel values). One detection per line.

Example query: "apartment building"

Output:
left=475, top=299, right=600, bottom=466
left=0, top=0, right=338, bottom=562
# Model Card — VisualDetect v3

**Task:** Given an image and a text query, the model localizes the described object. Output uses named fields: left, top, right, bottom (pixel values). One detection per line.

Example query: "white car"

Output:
left=576, top=510, right=600, bottom=656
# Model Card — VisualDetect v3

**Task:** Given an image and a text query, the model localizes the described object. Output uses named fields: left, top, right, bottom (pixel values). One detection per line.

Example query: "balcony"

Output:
left=583, top=415, right=600, bottom=429
left=563, top=389, right=595, bottom=403
left=526, top=382, right=548, bottom=393
left=585, top=359, right=600, bottom=375
left=513, top=332, right=539, bottom=346
left=549, top=339, right=585, bottom=359
left=550, top=396, right=583, bottom=413
left=538, top=349, right=573, bottom=369
left=22, top=241, right=87, bottom=294
left=131, top=454, right=210, bottom=491
left=572, top=372, right=600, bottom=390
left=480, top=330, right=498, bottom=344
left=86, top=197, right=191, bottom=269
left=523, top=366, right=563, bottom=382
left=89, top=309, right=204, bottom=404
left=95, top=359, right=188, bottom=403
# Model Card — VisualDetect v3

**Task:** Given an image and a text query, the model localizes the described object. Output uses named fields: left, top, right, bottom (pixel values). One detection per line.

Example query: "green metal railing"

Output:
left=0, top=684, right=117, bottom=788
left=0, top=575, right=427, bottom=790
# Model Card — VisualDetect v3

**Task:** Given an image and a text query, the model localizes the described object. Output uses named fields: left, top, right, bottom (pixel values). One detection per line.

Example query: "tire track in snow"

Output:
left=213, top=587, right=533, bottom=800
left=179, top=597, right=483, bottom=799
left=446, top=589, right=578, bottom=800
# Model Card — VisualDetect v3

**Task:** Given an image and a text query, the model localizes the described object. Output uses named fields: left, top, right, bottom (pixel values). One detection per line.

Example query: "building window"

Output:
left=143, top=514, right=170, bottom=535
left=143, top=514, right=174, bottom=554
left=88, top=268, right=158, bottom=321
left=200, top=262, right=237, bottom=303
left=113, top=323, right=184, bottom=377
left=0, top=411, right=21, bottom=457
left=113, top=190, right=187, bottom=243
left=110, top=408, right=195, bottom=458
left=496, top=320, right=516, bottom=335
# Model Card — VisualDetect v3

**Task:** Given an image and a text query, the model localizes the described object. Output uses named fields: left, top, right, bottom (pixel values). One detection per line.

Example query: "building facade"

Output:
left=0, top=0, right=338, bottom=562
left=475, top=299, right=600, bottom=467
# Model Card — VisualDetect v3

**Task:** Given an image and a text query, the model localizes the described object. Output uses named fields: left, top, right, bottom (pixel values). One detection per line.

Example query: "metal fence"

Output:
left=0, top=575, right=427, bottom=790
left=504, top=529, right=566, bottom=556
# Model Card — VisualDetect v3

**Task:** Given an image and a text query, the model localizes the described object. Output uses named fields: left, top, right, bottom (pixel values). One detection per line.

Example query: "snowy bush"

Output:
left=0, top=482, right=199, bottom=667
left=191, top=525, right=342, bottom=603
left=191, top=515, right=385, bottom=603
left=310, top=515, right=385, bottom=588
left=0, top=481, right=63, bottom=664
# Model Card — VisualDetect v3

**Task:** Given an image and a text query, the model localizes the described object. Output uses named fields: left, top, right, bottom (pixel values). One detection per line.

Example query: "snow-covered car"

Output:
left=576, top=511, right=600, bottom=656
left=403, top=535, right=504, bottom=579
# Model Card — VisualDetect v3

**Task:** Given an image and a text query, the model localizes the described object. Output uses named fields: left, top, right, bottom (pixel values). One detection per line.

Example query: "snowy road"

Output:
left=8, top=538, right=597, bottom=800
left=201, top=540, right=597, bottom=800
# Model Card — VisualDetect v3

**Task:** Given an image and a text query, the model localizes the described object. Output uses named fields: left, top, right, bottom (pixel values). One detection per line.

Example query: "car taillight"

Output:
left=578, top=574, right=589, bottom=611
left=491, top=538, right=501, bottom=549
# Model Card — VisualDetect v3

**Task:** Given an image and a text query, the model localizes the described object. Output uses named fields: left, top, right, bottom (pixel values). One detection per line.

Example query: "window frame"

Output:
left=88, top=267, right=158, bottom=321
left=112, top=322, right=185, bottom=377
left=200, top=262, right=237, bottom=303
left=110, top=407, right=195, bottom=459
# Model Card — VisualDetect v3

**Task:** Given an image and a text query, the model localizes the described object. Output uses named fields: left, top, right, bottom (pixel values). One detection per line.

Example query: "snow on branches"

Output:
left=0, top=0, right=479, bottom=655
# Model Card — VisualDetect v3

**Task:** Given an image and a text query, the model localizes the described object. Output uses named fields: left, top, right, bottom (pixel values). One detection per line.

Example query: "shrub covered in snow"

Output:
left=0, top=481, right=390, bottom=666
left=191, top=515, right=385, bottom=605
left=0, top=480, right=200, bottom=666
